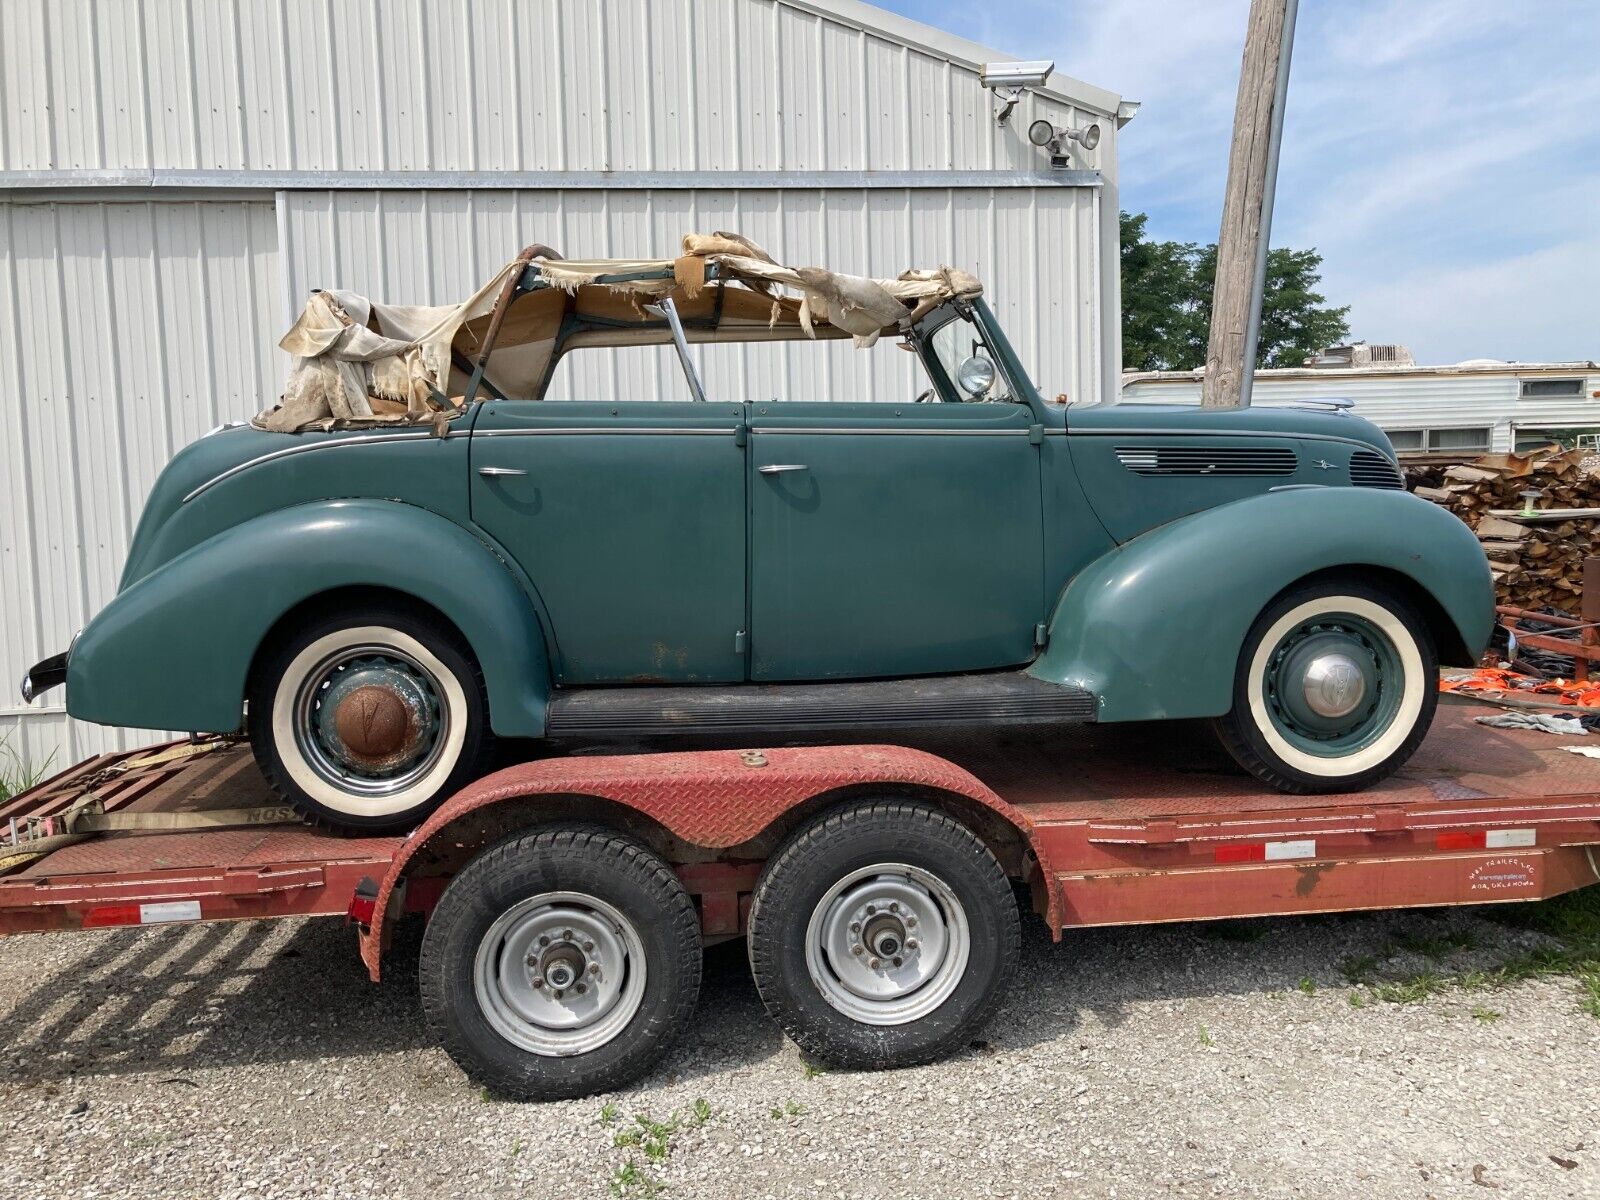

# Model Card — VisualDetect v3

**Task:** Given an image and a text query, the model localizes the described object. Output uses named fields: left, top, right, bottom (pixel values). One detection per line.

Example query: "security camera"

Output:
left=980, top=61, right=1055, bottom=90
left=982, top=60, right=1055, bottom=126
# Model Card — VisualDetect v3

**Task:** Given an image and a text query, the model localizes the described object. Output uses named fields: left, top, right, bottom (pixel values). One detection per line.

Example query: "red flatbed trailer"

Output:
left=3, top=702, right=1599, bottom=1093
left=4, top=703, right=1600, bottom=943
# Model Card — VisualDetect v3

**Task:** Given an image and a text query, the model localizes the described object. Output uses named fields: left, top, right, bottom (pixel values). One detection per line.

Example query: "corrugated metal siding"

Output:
left=0, top=199, right=280, bottom=771
left=281, top=185, right=1100, bottom=407
left=0, top=0, right=1107, bottom=174
left=1119, top=374, right=1600, bottom=453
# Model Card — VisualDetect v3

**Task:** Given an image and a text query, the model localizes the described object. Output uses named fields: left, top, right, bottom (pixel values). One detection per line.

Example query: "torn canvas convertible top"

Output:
left=256, top=232, right=982, bottom=432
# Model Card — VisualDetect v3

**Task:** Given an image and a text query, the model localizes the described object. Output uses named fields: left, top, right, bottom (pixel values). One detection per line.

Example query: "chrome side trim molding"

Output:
left=182, top=430, right=443, bottom=504
left=1065, top=427, right=1387, bottom=454
left=473, top=427, right=739, bottom=437
left=752, top=427, right=1030, bottom=436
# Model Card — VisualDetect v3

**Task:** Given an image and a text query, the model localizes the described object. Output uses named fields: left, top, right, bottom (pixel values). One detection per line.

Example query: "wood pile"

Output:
left=1406, top=446, right=1599, bottom=614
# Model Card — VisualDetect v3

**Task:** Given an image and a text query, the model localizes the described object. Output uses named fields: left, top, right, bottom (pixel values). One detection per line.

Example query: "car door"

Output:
left=747, top=376, right=1046, bottom=681
left=469, top=400, right=748, bottom=684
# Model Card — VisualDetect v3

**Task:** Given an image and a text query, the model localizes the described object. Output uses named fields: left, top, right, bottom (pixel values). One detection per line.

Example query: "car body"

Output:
left=23, top=245, right=1495, bottom=829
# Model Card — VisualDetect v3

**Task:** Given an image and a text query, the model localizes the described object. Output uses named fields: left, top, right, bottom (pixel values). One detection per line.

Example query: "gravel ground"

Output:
left=2, top=901, right=1597, bottom=1200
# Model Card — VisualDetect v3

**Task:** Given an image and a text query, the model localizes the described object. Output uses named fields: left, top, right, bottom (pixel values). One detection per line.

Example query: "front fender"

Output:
left=1029, top=488, right=1494, bottom=722
left=67, top=499, right=552, bottom=736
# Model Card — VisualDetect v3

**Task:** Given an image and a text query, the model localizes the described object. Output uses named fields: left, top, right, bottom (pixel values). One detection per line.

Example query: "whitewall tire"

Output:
left=248, top=606, right=494, bottom=831
left=1214, top=579, right=1438, bottom=794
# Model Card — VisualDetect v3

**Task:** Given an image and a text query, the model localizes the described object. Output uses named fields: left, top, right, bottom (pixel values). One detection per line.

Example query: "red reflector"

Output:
left=1215, top=843, right=1266, bottom=863
left=346, top=892, right=377, bottom=927
left=82, top=904, right=143, bottom=928
left=1436, top=830, right=1487, bottom=851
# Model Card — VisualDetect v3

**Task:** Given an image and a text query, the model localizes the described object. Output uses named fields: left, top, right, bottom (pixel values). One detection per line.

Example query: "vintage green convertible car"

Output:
left=22, top=234, right=1493, bottom=831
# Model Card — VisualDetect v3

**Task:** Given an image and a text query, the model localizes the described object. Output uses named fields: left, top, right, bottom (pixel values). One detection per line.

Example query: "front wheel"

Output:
left=1214, top=578, right=1438, bottom=793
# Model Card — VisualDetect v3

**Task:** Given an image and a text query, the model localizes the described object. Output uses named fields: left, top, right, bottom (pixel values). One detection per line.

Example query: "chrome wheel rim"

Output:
left=291, top=643, right=449, bottom=796
left=1263, top=613, right=1402, bottom=757
left=804, top=864, right=970, bottom=1026
left=473, top=892, right=647, bottom=1057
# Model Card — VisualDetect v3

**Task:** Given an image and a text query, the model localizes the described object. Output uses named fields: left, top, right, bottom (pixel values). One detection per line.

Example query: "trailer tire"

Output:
left=418, top=825, right=701, bottom=1101
left=747, top=799, right=1019, bottom=1069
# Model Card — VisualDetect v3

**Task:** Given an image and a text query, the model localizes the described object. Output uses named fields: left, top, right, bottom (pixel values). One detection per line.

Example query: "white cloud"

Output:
left=874, top=0, right=1600, bottom=364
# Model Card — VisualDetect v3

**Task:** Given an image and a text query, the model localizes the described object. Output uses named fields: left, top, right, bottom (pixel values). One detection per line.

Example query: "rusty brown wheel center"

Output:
left=295, top=646, right=448, bottom=796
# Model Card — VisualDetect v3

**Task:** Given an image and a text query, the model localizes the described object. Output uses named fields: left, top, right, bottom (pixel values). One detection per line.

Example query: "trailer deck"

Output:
left=3, top=701, right=1599, bottom=945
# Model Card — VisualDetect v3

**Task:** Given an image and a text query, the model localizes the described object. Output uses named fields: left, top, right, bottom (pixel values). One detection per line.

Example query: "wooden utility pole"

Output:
left=1201, top=0, right=1300, bottom=409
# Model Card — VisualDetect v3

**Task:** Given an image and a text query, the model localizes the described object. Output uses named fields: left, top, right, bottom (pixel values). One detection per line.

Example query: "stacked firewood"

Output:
left=1407, top=447, right=1599, bottom=614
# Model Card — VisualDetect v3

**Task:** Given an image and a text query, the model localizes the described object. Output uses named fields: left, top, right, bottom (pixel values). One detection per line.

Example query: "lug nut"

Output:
left=531, top=978, right=544, bottom=989
left=575, top=983, right=587, bottom=994
left=538, top=935, right=550, bottom=946
left=906, top=917, right=917, bottom=928
left=892, top=956, right=903, bottom=967
left=588, top=963, right=601, bottom=976
left=850, top=922, right=861, bottom=934
left=868, top=957, right=881, bottom=969
left=906, top=938, right=918, bottom=951
left=852, top=944, right=864, bottom=956
left=552, top=989, right=564, bottom=999
left=865, top=904, right=877, bottom=915
left=526, top=954, right=539, bottom=967
left=562, top=929, right=574, bottom=940
left=583, top=940, right=595, bottom=952
left=888, top=902, right=900, bottom=914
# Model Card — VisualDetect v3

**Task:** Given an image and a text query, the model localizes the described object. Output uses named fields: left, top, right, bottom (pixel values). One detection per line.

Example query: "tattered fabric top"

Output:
left=256, top=232, right=983, bottom=433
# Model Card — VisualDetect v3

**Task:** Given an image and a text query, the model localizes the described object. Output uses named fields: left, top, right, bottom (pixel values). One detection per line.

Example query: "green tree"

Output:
left=1120, top=211, right=1350, bottom=372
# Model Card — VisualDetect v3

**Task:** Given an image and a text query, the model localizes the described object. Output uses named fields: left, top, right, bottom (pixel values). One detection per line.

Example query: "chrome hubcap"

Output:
left=473, top=892, right=646, bottom=1056
left=1301, top=651, right=1366, bottom=719
left=804, top=865, right=969, bottom=1026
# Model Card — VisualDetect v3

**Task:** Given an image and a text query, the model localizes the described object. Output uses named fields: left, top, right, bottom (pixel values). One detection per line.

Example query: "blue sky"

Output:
left=878, top=0, right=1600, bottom=366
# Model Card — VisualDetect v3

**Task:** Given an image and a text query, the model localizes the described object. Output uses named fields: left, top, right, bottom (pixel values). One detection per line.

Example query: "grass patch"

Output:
left=0, top=735, right=52, bottom=805
left=1197, top=1024, right=1214, bottom=1048
left=1343, top=892, right=1600, bottom=1018
left=769, top=1100, right=806, bottom=1120
left=604, top=1101, right=714, bottom=1195
left=1471, top=1006, right=1502, bottom=1024
left=1297, top=976, right=1316, bottom=996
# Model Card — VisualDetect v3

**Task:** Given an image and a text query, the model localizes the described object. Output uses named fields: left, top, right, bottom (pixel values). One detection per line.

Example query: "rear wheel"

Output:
left=747, top=800, right=1019, bottom=1069
left=247, top=605, right=494, bottom=831
left=419, top=826, right=702, bottom=1100
left=1214, top=578, right=1437, bottom=793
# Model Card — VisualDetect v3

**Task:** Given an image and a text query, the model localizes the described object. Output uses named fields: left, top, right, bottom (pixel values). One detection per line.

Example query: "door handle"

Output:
left=758, top=464, right=808, bottom=475
left=478, top=466, right=528, bottom=477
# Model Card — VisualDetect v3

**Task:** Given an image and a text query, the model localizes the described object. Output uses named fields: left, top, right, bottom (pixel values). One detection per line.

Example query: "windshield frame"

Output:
left=911, top=300, right=1041, bottom=415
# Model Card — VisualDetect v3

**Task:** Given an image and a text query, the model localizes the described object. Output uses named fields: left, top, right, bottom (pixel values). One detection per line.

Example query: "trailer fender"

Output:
left=1030, top=487, right=1494, bottom=723
left=359, top=744, right=1061, bottom=980
left=66, top=498, right=553, bottom=737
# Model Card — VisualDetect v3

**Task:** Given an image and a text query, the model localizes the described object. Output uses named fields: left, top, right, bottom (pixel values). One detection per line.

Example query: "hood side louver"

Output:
left=1349, top=449, right=1404, bottom=489
left=1114, top=445, right=1298, bottom=477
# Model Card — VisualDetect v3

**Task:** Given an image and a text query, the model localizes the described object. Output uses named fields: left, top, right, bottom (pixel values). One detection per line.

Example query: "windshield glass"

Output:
left=925, top=314, right=1015, bottom=403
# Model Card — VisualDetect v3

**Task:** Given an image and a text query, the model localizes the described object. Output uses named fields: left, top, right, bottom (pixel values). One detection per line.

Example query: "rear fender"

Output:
left=1030, top=487, right=1494, bottom=722
left=66, top=499, right=552, bottom=736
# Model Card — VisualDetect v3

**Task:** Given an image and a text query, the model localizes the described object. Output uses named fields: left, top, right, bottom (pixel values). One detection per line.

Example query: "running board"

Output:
left=545, top=672, right=1097, bottom=738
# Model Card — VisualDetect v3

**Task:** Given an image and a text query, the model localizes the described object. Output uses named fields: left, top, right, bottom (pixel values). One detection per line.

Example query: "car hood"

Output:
left=1069, top=402, right=1397, bottom=458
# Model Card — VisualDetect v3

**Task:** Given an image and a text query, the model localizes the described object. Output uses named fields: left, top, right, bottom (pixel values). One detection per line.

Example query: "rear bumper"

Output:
left=20, top=651, right=68, bottom=704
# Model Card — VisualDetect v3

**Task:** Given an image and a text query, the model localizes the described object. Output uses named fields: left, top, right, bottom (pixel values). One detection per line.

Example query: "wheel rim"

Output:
left=473, top=892, right=648, bottom=1057
left=1262, top=612, right=1403, bottom=758
left=291, top=643, right=449, bottom=797
left=803, top=864, right=970, bottom=1026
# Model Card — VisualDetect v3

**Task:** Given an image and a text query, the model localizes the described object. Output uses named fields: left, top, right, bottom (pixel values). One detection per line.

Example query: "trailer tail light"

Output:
left=1214, top=838, right=1316, bottom=863
left=1435, top=828, right=1536, bottom=851
left=346, top=877, right=380, bottom=928
left=82, top=900, right=202, bottom=928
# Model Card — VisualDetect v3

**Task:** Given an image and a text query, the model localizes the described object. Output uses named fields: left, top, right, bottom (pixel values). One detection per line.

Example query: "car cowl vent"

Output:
left=1113, top=445, right=1297, bottom=477
left=1349, top=449, right=1404, bottom=489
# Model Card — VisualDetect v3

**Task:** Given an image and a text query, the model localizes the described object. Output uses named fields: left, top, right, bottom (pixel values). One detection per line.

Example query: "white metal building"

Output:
left=0, top=0, right=1127, bottom=772
left=1121, top=361, right=1600, bottom=456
